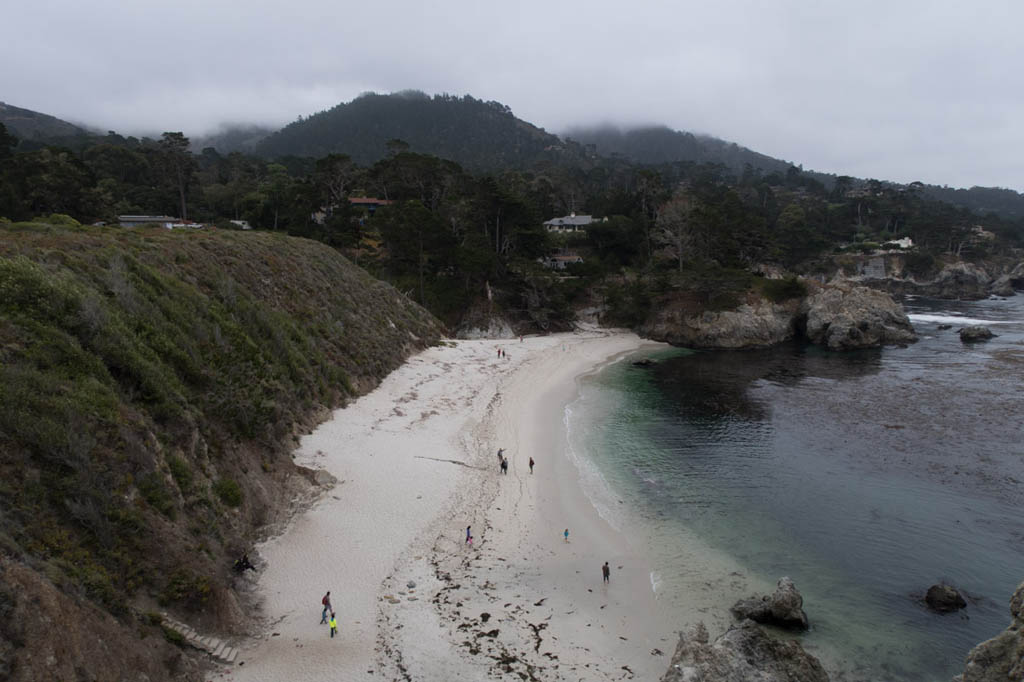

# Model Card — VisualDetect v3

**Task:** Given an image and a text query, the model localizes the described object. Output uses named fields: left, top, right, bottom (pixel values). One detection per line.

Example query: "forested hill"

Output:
left=254, top=91, right=566, bottom=169
left=564, top=124, right=798, bottom=177
left=0, top=101, right=91, bottom=141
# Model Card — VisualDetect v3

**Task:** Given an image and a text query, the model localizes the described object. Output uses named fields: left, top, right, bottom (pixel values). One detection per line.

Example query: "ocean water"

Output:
left=566, top=294, right=1024, bottom=681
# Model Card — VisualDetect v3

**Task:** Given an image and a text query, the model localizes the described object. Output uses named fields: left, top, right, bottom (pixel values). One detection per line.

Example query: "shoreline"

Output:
left=222, top=329, right=680, bottom=681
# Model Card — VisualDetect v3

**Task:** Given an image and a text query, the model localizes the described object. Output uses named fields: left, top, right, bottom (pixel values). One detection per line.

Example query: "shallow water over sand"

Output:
left=567, top=294, right=1024, bottom=681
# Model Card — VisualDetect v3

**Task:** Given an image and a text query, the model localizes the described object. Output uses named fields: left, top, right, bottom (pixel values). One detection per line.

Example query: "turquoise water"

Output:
left=566, top=296, right=1024, bottom=681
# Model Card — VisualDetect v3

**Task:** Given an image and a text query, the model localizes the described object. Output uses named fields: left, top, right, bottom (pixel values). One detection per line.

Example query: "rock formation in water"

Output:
left=925, top=583, right=967, bottom=612
left=845, top=256, right=1024, bottom=300
left=640, top=298, right=799, bottom=350
left=954, top=581, right=1024, bottom=682
left=800, top=282, right=917, bottom=350
left=959, top=326, right=996, bottom=342
left=989, top=263, right=1024, bottom=297
left=731, top=577, right=810, bottom=630
left=660, top=620, right=829, bottom=682
left=639, top=281, right=916, bottom=352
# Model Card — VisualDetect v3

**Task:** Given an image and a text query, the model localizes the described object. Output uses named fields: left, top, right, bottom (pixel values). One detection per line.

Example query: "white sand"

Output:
left=219, top=329, right=722, bottom=681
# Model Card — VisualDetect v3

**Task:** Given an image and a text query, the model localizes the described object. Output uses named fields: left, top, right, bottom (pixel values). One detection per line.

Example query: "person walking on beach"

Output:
left=564, top=528, right=570, bottom=543
left=466, top=525, right=472, bottom=544
left=328, top=612, right=338, bottom=638
left=528, top=457, right=534, bottom=474
left=602, top=561, right=610, bottom=583
left=321, top=591, right=332, bottom=624
left=500, top=457, right=508, bottom=475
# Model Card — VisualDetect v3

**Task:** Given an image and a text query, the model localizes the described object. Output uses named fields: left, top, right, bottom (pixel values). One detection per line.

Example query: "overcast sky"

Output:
left=3, top=0, right=1022, bottom=190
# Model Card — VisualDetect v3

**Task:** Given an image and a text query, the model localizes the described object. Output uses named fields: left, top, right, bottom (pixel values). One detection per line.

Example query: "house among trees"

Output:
left=349, top=197, right=393, bottom=214
left=543, top=213, right=598, bottom=233
left=540, top=253, right=584, bottom=270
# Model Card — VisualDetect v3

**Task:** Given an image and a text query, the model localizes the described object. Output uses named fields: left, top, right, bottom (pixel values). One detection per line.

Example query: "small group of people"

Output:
left=321, top=591, right=338, bottom=638
left=496, top=447, right=535, bottom=475
left=496, top=347, right=508, bottom=359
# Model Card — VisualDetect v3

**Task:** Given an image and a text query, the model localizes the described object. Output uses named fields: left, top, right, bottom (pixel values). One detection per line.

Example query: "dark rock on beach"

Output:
left=925, top=583, right=967, bottom=613
left=731, top=576, right=810, bottom=630
left=660, top=620, right=829, bottom=682
left=959, top=326, right=995, bottom=342
left=954, top=581, right=1024, bottom=682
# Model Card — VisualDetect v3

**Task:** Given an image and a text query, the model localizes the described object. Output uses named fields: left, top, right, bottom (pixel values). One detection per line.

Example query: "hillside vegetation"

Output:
left=0, top=222, right=441, bottom=680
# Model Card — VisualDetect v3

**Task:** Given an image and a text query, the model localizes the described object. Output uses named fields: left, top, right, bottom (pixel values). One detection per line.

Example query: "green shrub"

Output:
left=159, top=568, right=211, bottom=608
left=137, top=473, right=176, bottom=518
left=761, top=276, right=808, bottom=303
left=167, top=456, right=193, bottom=492
left=903, top=251, right=937, bottom=278
left=213, top=478, right=242, bottom=507
left=162, top=625, right=185, bottom=646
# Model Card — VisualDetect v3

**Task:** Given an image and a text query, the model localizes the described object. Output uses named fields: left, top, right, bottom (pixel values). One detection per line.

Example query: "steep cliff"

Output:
left=0, top=222, right=443, bottom=680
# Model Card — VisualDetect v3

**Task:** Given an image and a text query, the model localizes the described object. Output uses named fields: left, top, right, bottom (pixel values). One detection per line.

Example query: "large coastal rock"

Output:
left=989, top=262, right=1024, bottom=297
left=641, top=298, right=799, bottom=350
left=731, top=577, right=810, bottom=630
left=801, top=282, right=917, bottom=350
left=918, top=262, right=992, bottom=299
left=660, top=620, right=829, bottom=682
left=955, top=581, right=1024, bottom=682
left=925, top=583, right=967, bottom=612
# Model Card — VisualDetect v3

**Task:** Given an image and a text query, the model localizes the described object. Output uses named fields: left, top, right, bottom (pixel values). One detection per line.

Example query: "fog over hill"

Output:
left=4, top=92, right=1024, bottom=220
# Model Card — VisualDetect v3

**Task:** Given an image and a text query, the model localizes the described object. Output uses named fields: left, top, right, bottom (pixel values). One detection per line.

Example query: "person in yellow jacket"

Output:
left=328, top=612, right=338, bottom=638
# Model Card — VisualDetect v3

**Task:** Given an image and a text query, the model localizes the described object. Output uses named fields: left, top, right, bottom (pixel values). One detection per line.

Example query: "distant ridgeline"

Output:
left=3, top=93, right=1024, bottom=219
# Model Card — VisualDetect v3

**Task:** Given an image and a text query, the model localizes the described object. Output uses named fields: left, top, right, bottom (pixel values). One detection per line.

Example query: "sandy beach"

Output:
left=219, top=329, right=683, bottom=681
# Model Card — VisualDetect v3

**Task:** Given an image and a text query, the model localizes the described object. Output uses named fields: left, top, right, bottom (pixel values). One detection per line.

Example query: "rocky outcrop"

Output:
left=731, top=577, right=810, bottom=630
left=641, top=298, right=799, bottom=350
left=954, top=581, right=1024, bottom=682
left=925, top=583, right=967, bottom=612
left=660, top=620, right=829, bottom=682
left=989, top=262, right=1024, bottom=297
left=640, top=282, right=916, bottom=352
left=959, top=326, right=996, bottom=343
left=801, top=282, right=917, bottom=350
left=916, top=262, right=992, bottom=299
left=851, top=258, right=1024, bottom=300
